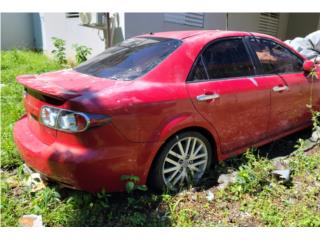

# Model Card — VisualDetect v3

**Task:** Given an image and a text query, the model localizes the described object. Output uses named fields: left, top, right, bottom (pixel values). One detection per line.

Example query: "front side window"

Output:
left=197, top=38, right=254, bottom=80
left=74, top=37, right=182, bottom=80
left=248, top=37, right=303, bottom=74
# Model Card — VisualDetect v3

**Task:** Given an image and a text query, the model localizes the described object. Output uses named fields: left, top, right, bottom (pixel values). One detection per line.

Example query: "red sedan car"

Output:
left=14, top=30, right=320, bottom=192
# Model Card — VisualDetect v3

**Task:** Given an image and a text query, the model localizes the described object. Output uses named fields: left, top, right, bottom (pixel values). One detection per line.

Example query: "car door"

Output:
left=186, top=37, right=274, bottom=154
left=246, top=37, right=312, bottom=137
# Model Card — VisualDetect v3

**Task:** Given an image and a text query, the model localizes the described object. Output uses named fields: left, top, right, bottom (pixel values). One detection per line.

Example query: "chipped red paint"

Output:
left=13, top=31, right=320, bottom=192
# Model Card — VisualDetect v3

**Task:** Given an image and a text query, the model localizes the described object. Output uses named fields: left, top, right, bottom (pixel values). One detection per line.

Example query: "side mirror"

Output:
left=303, top=60, right=315, bottom=72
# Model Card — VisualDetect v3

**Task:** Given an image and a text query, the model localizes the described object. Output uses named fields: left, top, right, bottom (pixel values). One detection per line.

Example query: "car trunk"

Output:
left=17, top=69, right=131, bottom=144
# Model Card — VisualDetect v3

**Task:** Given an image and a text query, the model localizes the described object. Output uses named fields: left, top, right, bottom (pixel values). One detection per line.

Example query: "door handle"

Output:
left=273, top=85, right=289, bottom=92
left=196, top=93, right=220, bottom=102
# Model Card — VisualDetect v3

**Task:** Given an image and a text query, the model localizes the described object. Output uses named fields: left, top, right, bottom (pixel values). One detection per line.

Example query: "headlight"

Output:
left=40, top=106, right=111, bottom=133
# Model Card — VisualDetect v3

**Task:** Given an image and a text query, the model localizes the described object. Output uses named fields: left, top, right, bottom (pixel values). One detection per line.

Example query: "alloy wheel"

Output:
left=162, top=136, right=208, bottom=190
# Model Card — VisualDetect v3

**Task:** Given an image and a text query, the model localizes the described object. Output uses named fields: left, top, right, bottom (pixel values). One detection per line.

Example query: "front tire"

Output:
left=149, top=131, right=212, bottom=192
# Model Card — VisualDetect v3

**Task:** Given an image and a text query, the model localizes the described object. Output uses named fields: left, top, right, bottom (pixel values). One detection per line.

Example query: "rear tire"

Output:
left=149, top=131, right=212, bottom=192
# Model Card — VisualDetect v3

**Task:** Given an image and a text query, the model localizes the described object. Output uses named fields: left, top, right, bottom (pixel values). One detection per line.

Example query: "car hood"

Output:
left=16, top=69, right=133, bottom=100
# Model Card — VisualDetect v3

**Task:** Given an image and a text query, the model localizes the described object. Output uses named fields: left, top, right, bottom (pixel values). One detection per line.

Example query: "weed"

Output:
left=231, top=149, right=273, bottom=196
left=127, top=211, right=147, bottom=226
left=120, top=175, right=148, bottom=194
left=51, top=37, right=67, bottom=65
left=73, top=44, right=92, bottom=64
left=311, top=111, right=320, bottom=129
left=307, top=63, right=319, bottom=130
left=96, top=189, right=110, bottom=208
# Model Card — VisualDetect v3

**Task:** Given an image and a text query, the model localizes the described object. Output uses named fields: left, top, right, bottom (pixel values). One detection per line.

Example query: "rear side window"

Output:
left=248, top=37, right=303, bottom=74
left=191, top=38, right=254, bottom=81
left=74, top=37, right=182, bottom=80
left=189, top=56, right=209, bottom=81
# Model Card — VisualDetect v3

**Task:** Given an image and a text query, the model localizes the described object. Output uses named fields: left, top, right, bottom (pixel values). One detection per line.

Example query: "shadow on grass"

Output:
left=198, top=128, right=312, bottom=191
left=51, top=184, right=171, bottom=227
left=257, top=128, right=312, bottom=159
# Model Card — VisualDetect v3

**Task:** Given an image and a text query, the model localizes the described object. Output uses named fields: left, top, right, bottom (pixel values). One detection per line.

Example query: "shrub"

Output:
left=51, top=37, right=67, bottom=65
left=73, top=44, right=92, bottom=64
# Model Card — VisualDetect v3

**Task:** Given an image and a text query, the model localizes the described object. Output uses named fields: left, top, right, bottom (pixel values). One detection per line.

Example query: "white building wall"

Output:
left=1, top=13, right=35, bottom=50
left=41, top=13, right=106, bottom=59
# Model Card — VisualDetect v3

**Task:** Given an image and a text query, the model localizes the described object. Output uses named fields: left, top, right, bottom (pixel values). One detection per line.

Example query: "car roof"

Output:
left=138, top=30, right=305, bottom=58
left=138, top=30, right=293, bottom=44
left=138, top=30, right=216, bottom=39
left=138, top=30, right=253, bottom=40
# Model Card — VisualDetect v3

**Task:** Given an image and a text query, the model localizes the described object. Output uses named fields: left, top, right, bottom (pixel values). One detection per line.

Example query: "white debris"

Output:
left=217, top=172, right=237, bottom=189
left=272, top=169, right=291, bottom=182
left=206, top=190, right=214, bottom=202
left=26, top=172, right=46, bottom=192
left=310, top=127, right=320, bottom=143
left=19, top=215, right=43, bottom=227
left=0, top=83, right=5, bottom=88
left=22, top=164, right=46, bottom=192
left=23, top=164, right=33, bottom=175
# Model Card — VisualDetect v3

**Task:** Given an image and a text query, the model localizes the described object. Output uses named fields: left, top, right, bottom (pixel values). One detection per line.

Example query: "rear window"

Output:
left=74, top=37, right=182, bottom=80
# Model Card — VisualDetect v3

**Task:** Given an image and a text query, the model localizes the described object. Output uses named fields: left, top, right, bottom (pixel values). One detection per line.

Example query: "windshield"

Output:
left=74, top=37, right=182, bottom=80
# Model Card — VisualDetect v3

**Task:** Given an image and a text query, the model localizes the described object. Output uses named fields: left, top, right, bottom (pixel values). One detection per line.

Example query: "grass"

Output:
left=1, top=50, right=62, bottom=169
left=1, top=50, right=320, bottom=227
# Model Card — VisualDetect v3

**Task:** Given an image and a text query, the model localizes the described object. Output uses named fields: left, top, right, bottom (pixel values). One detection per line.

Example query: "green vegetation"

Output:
left=73, top=44, right=92, bottom=64
left=1, top=50, right=62, bottom=169
left=1, top=50, right=319, bottom=227
left=120, top=175, right=148, bottom=193
left=51, top=37, right=67, bottom=65
left=51, top=37, right=92, bottom=66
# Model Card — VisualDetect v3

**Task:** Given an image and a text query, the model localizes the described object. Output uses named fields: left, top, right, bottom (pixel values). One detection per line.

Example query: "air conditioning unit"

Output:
left=79, top=13, right=105, bottom=27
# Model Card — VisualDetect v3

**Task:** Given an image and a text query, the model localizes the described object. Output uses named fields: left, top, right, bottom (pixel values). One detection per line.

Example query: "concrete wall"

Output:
left=229, top=13, right=289, bottom=40
left=278, top=14, right=290, bottom=40
left=1, top=13, right=35, bottom=50
left=286, top=13, right=320, bottom=39
left=228, top=13, right=260, bottom=32
left=3, top=12, right=318, bottom=54
left=124, top=13, right=226, bottom=38
left=124, top=13, right=289, bottom=40
left=40, top=13, right=106, bottom=59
